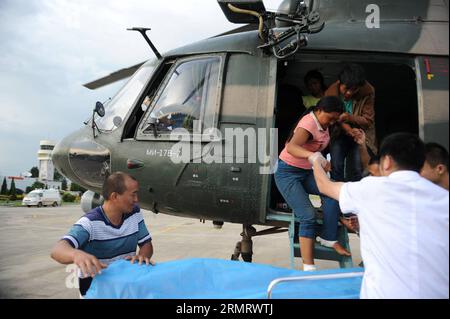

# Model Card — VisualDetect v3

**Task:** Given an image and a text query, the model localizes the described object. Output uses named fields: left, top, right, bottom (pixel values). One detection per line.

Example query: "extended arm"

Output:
left=51, top=240, right=106, bottom=277
left=286, top=127, right=315, bottom=159
left=312, top=159, right=344, bottom=201
left=353, top=128, right=370, bottom=170
left=287, top=127, right=332, bottom=171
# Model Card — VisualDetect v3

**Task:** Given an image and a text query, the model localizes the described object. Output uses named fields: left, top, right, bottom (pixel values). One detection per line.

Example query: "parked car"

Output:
left=22, top=189, right=62, bottom=207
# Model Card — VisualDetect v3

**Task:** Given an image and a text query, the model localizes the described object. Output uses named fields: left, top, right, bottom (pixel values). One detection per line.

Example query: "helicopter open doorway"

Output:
left=270, top=52, right=419, bottom=213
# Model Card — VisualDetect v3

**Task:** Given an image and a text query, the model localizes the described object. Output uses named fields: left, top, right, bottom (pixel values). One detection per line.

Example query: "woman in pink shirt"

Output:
left=275, top=96, right=350, bottom=271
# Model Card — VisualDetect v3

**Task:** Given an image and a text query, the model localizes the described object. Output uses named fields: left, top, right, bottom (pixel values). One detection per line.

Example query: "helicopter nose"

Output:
left=52, top=133, right=111, bottom=190
left=52, top=137, right=71, bottom=181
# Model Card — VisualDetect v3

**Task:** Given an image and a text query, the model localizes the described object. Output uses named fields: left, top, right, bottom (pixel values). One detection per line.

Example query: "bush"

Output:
left=62, top=193, right=76, bottom=202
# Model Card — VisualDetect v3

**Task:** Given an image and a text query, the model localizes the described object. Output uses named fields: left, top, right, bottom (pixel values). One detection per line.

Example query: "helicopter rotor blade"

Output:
left=82, top=61, right=146, bottom=90
left=83, top=24, right=259, bottom=90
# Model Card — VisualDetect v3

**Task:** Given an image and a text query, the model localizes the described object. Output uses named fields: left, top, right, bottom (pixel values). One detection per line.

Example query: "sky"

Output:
left=0, top=0, right=282, bottom=177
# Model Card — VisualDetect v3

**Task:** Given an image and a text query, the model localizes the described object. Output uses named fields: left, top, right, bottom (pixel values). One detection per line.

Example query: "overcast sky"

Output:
left=0, top=0, right=281, bottom=177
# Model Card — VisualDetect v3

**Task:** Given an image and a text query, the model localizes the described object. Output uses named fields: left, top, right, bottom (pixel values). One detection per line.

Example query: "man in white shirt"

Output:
left=309, top=132, right=449, bottom=299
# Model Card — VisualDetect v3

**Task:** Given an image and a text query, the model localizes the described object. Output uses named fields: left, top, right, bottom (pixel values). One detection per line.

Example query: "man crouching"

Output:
left=51, top=172, right=154, bottom=297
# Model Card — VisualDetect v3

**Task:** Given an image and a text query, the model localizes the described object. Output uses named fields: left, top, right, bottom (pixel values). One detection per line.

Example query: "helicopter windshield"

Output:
left=96, top=63, right=157, bottom=131
left=144, top=56, right=221, bottom=134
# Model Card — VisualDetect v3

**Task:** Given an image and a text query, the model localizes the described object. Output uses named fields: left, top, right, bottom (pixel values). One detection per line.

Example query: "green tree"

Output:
left=62, top=192, right=76, bottom=202
left=30, top=167, right=39, bottom=178
left=61, top=178, right=68, bottom=191
left=54, top=170, right=64, bottom=182
left=70, top=183, right=87, bottom=193
left=28, top=181, right=45, bottom=192
left=1, top=177, right=8, bottom=195
left=9, top=178, right=17, bottom=200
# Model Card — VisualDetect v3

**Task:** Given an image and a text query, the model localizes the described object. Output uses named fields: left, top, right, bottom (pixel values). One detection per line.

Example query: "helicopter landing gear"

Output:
left=231, top=225, right=255, bottom=262
left=231, top=224, right=288, bottom=263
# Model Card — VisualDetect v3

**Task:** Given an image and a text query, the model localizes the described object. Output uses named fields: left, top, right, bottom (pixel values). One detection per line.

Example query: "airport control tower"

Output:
left=38, top=140, right=56, bottom=182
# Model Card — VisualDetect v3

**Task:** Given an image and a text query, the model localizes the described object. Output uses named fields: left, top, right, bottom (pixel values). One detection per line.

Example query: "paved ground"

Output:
left=0, top=205, right=361, bottom=299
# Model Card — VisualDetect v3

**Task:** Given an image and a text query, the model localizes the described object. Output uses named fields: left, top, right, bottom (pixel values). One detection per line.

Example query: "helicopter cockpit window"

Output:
left=95, top=64, right=156, bottom=131
left=140, top=56, right=221, bottom=136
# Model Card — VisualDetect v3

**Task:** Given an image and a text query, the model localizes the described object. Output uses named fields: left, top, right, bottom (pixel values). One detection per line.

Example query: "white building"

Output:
left=38, top=140, right=56, bottom=182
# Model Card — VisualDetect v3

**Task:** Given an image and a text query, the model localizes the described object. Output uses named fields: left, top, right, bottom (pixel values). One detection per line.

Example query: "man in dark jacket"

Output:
left=325, top=64, right=377, bottom=182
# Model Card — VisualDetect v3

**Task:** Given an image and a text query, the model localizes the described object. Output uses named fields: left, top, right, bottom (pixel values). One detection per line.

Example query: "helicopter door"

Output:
left=130, top=54, right=225, bottom=215
left=416, top=56, right=449, bottom=150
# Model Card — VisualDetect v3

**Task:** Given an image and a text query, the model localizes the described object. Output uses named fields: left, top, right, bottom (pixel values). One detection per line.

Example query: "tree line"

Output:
left=1, top=166, right=86, bottom=200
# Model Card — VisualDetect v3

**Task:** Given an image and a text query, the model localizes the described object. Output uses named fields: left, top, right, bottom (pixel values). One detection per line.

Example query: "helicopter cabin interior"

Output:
left=269, top=52, right=419, bottom=212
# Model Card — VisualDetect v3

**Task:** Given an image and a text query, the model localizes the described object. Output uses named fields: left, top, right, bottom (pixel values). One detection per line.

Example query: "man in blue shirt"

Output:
left=51, top=172, right=154, bottom=297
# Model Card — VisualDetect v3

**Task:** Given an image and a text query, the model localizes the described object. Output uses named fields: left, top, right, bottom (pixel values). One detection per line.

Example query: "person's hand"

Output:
left=308, top=152, right=328, bottom=167
left=340, top=215, right=360, bottom=234
left=323, top=160, right=332, bottom=173
left=73, top=250, right=107, bottom=278
left=126, top=255, right=155, bottom=266
left=345, top=127, right=359, bottom=138
left=352, top=128, right=366, bottom=145
left=339, top=112, right=351, bottom=123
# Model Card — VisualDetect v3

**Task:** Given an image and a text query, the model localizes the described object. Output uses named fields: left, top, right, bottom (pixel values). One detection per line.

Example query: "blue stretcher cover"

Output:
left=85, top=258, right=363, bottom=299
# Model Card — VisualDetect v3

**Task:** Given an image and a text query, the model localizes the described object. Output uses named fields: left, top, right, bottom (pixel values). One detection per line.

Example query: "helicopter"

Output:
left=52, top=0, right=449, bottom=266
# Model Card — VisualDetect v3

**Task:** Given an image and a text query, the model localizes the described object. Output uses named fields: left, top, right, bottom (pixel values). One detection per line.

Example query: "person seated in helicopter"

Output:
left=302, top=69, right=327, bottom=109
left=274, top=96, right=351, bottom=272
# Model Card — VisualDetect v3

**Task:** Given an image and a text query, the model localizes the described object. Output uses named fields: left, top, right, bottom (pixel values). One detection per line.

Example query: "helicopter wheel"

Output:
left=231, top=242, right=241, bottom=261
left=230, top=225, right=254, bottom=263
left=241, top=253, right=252, bottom=263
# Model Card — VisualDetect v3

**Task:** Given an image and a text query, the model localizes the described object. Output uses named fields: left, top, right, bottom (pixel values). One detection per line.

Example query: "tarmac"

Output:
left=0, top=204, right=361, bottom=299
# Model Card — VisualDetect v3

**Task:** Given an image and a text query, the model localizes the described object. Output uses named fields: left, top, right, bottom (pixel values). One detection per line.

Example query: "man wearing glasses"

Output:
left=325, top=64, right=377, bottom=183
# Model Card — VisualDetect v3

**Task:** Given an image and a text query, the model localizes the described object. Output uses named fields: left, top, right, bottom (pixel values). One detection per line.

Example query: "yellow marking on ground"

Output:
left=153, top=225, right=182, bottom=234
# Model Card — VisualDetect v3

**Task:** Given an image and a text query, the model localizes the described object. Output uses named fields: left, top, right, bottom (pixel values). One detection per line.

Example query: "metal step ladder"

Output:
left=267, top=209, right=353, bottom=269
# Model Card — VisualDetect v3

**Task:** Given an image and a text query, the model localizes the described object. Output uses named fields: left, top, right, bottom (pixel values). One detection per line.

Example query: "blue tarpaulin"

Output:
left=85, top=258, right=363, bottom=299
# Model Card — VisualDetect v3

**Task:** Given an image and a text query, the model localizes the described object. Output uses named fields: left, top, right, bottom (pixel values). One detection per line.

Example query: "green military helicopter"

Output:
left=52, top=0, right=449, bottom=266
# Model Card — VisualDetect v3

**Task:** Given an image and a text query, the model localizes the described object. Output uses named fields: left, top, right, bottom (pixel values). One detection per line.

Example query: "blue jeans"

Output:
left=330, top=134, right=362, bottom=182
left=274, top=160, right=340, bottom=240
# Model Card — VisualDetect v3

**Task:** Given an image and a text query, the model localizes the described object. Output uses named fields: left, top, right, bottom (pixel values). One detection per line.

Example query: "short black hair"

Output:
left=315, top=95, right=344, bottom=114
left=379, top=133, right=425, bottom=172
left=425, top=142, right=449, bottom=170
left=102, top=172, right=137, bottom=200
left=368, top=155, right=380, bottom=165
left=338, top=64, right=366, bottom=88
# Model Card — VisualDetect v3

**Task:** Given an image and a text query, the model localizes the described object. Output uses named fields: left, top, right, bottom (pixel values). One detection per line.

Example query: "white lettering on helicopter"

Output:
left=146, top=148, right=181, bottom=158
left=366, top=4, right=380, bottom=29
left=169, top=121, right=278, bottom=175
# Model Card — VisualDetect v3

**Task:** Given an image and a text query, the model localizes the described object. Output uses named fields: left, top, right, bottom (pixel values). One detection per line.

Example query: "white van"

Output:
left=22, top=189, right=62, bottom=207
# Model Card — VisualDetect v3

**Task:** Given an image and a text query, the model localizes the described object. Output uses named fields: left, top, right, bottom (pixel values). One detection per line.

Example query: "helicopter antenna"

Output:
left=127, top=27, right=162, bottom=60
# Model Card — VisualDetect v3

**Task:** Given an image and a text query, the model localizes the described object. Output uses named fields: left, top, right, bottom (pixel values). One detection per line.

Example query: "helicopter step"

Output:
left=266, top=210, right=353, bottom=269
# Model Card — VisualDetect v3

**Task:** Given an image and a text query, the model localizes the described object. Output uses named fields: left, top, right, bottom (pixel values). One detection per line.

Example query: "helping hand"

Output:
left=126, top=255, right=155, bottom=266
left=339, top=112, right=351, bottom=123
left=308, top=152, right=331, bottom=172
left=352, top=128, right=366, bottom=145
left=73, top=250, right=107, bottom=278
